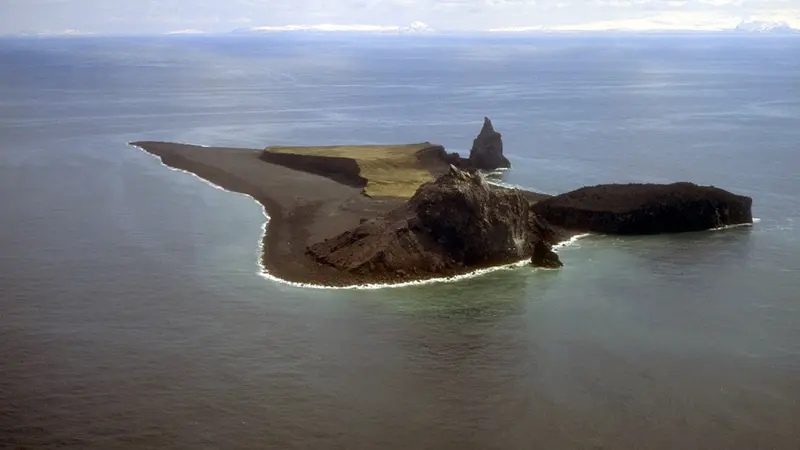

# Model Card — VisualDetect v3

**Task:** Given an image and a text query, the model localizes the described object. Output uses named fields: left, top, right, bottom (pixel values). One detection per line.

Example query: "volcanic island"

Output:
left=132, top=117, right=753, bottom=287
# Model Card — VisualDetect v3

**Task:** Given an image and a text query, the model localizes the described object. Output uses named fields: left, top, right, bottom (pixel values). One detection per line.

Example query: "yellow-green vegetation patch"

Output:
left=267, top=144, right=436, bottom=198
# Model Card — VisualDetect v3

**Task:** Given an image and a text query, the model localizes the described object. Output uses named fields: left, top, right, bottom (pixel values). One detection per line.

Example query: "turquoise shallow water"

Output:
left=1, top=35, right=799, bottom=449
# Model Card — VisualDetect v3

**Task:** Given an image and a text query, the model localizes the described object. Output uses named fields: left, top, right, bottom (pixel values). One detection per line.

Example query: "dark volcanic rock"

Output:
left=409, top=165, right=538, bottom=265
left=531, top=241, right=563, bottom=268
left=415, top=143, right=464, bottom=169
left=468, top=117, right=511, bottom=171
left=260, top=150, right=367, bottom=189
left=532, top=182, right=753, bottom=235
left=307, top=165, right=560, bottom=282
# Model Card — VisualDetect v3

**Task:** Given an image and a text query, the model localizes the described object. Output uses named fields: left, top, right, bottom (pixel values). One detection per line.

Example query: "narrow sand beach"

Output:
left=132, top=141, right=405, bottom=286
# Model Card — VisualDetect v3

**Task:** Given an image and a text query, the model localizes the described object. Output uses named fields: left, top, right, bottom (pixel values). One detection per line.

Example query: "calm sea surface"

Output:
left=1, top=34, right=799, bottom=449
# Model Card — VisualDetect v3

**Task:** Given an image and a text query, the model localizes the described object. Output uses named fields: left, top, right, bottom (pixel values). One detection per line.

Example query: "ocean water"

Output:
left=1, top=34, right=799, bottom=449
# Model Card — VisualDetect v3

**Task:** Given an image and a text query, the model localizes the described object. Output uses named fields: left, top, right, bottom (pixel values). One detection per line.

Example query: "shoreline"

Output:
left=133, top=141, right=756, bottom=290
left=257, top=232, right=593, bottom=291
left=133, top=142, right=588, bottom=290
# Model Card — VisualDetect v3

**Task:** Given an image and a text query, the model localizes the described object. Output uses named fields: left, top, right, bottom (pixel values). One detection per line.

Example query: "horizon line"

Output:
left=5, top=30, right=799, bottom=38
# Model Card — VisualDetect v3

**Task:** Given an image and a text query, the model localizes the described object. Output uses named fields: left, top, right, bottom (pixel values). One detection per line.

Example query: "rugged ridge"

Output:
left=532, top=182, right=753, bottom=234
left=307, top=165, right=564, bottom=282
left=468, top=117, right=511, bottom=171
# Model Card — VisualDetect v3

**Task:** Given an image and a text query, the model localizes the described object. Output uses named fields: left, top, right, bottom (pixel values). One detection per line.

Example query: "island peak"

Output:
left=467, top=116, right=511, bottom=171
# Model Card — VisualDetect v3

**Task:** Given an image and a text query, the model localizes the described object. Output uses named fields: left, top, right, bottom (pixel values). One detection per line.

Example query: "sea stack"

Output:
left=468, top=117, right=511, bottom=171
left=531, top=240, right=563, bottom=268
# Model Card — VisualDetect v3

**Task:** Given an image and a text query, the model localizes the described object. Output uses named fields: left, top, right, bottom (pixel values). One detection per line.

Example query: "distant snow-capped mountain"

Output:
left=17, top=29, right=96, bottom=37
left=734, top=20, right=798, bottom=33
left=236, top=22, right=434, bottom=34
left=403, top=21, right=435, bottom=34
left=167, top=29, right=206, bottom=35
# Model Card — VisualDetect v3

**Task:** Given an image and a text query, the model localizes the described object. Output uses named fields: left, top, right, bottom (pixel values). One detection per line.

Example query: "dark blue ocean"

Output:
left=1, top=34, right=799, bottom=449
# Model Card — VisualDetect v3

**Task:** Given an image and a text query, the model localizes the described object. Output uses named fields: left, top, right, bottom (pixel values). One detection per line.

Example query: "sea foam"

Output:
left=710, top=218, right=760, bottom=231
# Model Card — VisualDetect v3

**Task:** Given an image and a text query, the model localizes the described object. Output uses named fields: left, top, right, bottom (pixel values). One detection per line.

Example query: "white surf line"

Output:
left=132, top=143, right=588, bottom=291
left=553, top=233, right=591, bottom=249
left=485, top=179, right=527, bottom=190
left=710, top=217, right=761, bottom=231
left=482, top=171, right=552, bottom=195
left=257, top=234, right=590, bottom=291
left=486, top=167, right=510, bottom=175
left=130, top=144, right=225, bottom=191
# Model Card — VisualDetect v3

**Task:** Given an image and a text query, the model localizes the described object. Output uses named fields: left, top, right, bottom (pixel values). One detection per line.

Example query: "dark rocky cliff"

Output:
left=259, top=151, right=367, bottom=189
left=532, top=182, right=753, bottom=234
left=307, top=165, right=563, bottom=282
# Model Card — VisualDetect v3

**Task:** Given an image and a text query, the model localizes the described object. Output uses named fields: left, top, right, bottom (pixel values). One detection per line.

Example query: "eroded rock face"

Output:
left=531, top=241, right=563, bottom=268
left=532, top=182, right=753, bottom=234
left=468, top=117, right=511, bottom=171
left=409, top=165, right=544, bottom=265
left=306, top=165, right=559, bottom=282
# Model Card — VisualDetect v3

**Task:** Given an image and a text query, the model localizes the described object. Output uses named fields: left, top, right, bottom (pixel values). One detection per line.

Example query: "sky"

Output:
left=1, top=0, right=799, bottom=35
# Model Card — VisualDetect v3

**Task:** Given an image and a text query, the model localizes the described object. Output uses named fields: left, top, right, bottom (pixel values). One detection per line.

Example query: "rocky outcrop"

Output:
left=414, top=144, right=464, bottom=169
left=532, top=182, right=753, bottom=235
left=468, top=117, right=511, bottom=171
left=307, top=165, right=562, bottom=282
left=531, top=241, right=563, bottom=268
left=408, top=165, right=545, bottom=265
